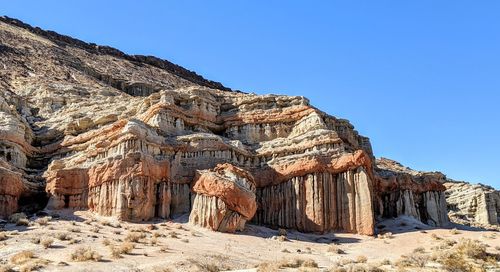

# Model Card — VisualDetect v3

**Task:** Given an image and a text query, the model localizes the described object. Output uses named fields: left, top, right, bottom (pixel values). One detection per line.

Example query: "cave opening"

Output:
left=17, top=192, right=50, bottom=215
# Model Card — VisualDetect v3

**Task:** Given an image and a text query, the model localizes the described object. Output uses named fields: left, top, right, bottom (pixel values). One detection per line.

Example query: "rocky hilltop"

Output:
left=0, top=16, right=496, bottom=236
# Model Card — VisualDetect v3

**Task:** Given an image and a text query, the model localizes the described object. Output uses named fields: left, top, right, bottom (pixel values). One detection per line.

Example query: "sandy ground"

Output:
left=1, top=211, right=499, bottom=272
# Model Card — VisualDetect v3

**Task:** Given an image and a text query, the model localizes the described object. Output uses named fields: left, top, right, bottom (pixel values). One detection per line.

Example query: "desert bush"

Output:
left=16, top=218, right=30, bottom=226
left=0, top=264, right=14, bottom=272
left=69, top=227, right=81, bottom=233
left=328, top=245, right=345, bottom=254
left=450, top=228, right=460, bottom=235
left=109, top=241, right=135, bottom=259
left=70, top=247, right=102, bottom=262
left=56, top=232, right=71, bottom=241
left=278, top=228, right=287, bottom=237
left=355, top=255, right=368, bottom=263
left=168, top=231, right=179, bottom=239
left=455, top=239, right=487, bottom=259
left=395, top=253, right=429, bottom=268
left=0, top=232, right=8, bottom=241
left=35, top=217, right=50, bottom=226
left=30, top=236, right=40, bottom=244
left=10, top=250, right=35, bottom=265
left=125, top=232, right=146, bottom=243
left=9, top=213, right=26, bottom=223
left=41, top=237, right=54, bottom=249
left=413, top=247, right=426, bottom=253
left=102, top=238, right=111, bottom=246
left=278, top=258, right=318, bottom=268
left=431, top=233, right=442, bottom=240
left=19, top=259, right=49, bottom=272
left=181, top=238, right=189, bottom=243
left=377, top=232, right=393, bottom=239
left=90, top=226, right=100, bottom=233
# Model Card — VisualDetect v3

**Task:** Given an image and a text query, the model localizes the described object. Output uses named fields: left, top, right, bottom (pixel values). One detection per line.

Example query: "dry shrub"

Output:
left=90, top=226, right=100, bottom=233
left=16, top=218, right=30, bottom=226
left=56, top=232, right=71, bottom=241
left=0, top=264, right=14, bottom=272
left=41, top=237, right=54, bottom=249
left=9, top=213, right=26, bottom=223
left=377, top=232, right=393, bottom=239
left=35, top=217, right=50, bottom=226
left=0, top=232, right=8, bottom=241
left=450, top=228, right=460, bottom=235
left=395, top=253, right=429, bottom=268
left=355, top=255, right=368, bottom=264
left=102, top=238, right=111, bottom=246
left=69, top=227, right=81, bottom=233
left=279, top=258, right=318, bottom=268
left=278, top=228, right=287, bottom=237
left=70, top=247, right=102, bottom=262
left=328, top=245, right=345, bottom=254
left=10, top=250, right=35, bottom=265
left=30, top=236, right=40, bottom=244
left=125, top=232, right=146, bottom=243
left=19, top=259, right=49, bottom=272
left=119, top=242, right=135, bottom=254
left=431, top=233, right=442, bottom=240
left=413, top=247, right=426, bottom=253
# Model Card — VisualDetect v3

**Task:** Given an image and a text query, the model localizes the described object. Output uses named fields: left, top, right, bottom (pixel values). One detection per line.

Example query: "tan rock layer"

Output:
left=192, top=164, right=256, bottom=219
left=253, top=167, right=374, bottom=235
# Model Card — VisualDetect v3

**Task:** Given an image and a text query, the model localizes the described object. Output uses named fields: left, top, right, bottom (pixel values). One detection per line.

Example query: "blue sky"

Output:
left=3, top=1, right=500, bottom=187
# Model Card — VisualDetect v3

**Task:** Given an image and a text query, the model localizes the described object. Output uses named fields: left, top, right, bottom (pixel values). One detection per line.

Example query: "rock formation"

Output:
left=189, top=163, right=256, bottom=232
left=7, top=16, right=499, bottom=236
left=375, top=158, right=449, bottom=227
left=444, top=181, right=500, bottom=228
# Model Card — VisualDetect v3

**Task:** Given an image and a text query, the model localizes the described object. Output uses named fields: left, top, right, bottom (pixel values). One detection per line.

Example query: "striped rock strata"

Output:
left=189, top=163, right=257, bottom=232
left=375, top=158, right=449, bottom=227
left=444, top=181, right=500, bottom=227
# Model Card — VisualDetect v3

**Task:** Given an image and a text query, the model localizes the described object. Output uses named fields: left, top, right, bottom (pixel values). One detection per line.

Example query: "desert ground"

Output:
left=1, top=211, right=499, bottom=272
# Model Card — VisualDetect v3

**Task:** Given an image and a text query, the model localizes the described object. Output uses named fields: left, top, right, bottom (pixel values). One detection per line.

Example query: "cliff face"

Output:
left=0, top=17, right=466, bottom=235
left=375, top=158, right=449, bottom=227
left=444, top=181, right=500, bottom=228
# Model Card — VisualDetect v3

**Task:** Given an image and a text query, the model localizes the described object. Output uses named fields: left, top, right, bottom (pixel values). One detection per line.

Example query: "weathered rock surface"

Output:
left=0, top=17, right=376, bottom=235
left=189, top=163, right=256, bottom=232
left=444, top=181, right=500, bottom=228
left=375, top=158, right=449, bottom=227
left=3, top=16, right=496, bottom=236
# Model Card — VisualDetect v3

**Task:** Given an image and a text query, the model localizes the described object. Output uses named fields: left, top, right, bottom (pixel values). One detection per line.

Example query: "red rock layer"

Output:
left=190, top=163, right=257, bottom=232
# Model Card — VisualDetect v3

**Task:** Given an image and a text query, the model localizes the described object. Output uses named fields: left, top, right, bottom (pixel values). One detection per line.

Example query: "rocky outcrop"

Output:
left=444, top=181, right=500, bottom=227
left=375, top=158, right=449, bottom=227
left=189, top=163, right=256, bottom=232
left=4, top=16, right=492, bottom=236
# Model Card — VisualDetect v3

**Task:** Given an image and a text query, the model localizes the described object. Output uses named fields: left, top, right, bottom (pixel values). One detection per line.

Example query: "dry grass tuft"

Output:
left=10, top=250, right=35, bottom=265
left=56, top=232, right=71, bottom=241
left=35, top=217, right=50, bottom=226
left=125, top=232, right=146, bottom=243
left=70, top=247, right=102, bottom=262
left=16, top=218, right=30, bottom=226
left=327, top=244, right=345, bottom=254
left=450, top=228, right=460, bottom=235
left=41, top=237, right=54, bottom=249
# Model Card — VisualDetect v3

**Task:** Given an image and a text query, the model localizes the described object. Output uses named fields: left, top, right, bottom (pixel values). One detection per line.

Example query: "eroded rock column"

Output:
left=189, top=163, right=257, bottom=232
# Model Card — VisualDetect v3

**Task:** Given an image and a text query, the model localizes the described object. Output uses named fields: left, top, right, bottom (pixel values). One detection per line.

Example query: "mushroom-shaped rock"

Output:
left=189, top=163, right=256, bottom=232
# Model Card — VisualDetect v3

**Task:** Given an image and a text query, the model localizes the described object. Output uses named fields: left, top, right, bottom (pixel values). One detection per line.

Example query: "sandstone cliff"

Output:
left=0, top=17, right=377, bottom=235
left=375, top=158, right=449, bottom=227
left=4, top=16, right=491, bottom=236
left=444, top=181, right=500, bottom=228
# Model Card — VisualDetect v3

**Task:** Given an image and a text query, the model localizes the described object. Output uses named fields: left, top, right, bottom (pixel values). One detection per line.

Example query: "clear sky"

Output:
left=3, top=1, right=500, bottom=188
